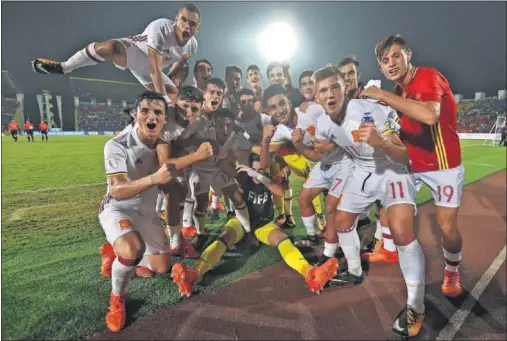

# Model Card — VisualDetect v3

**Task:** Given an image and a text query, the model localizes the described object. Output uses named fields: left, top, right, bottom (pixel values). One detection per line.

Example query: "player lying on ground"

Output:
left=311, top=64, right=425, bottom=338
left=171, top=154, right=338, bottom=297
left=32, top=2, right=201, bottom=104
left=98, top=91, right=175, bottom=332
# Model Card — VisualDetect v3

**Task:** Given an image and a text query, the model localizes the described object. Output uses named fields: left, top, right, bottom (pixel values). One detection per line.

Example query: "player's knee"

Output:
left=335, top=211, right=357, bottom=232
left=150, top=256, right=172, bottom=274
left=297, top=190, right=312, bottom=209
left=267, top=228, right=287, bottom=246
left=221, top=225, right=241, bottom=246
left=114, top=232, right=145, bottom=259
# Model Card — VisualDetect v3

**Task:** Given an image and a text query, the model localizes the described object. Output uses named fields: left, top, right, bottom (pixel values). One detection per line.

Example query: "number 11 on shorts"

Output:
left=390, top=181, right=405, bottom=199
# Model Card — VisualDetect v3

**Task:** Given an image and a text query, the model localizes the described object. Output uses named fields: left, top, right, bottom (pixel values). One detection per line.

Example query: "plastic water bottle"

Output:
left=361, top=112, right=375, bottom=123
left=360, top=112, right=375, bottom=153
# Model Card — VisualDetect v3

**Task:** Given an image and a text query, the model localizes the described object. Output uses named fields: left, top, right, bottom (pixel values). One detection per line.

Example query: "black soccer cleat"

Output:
left=328, top=270, right=364, bottom=287
left=32, top=58, right=64, bottom=75
left=294, top=235, right=319, bottom=248
left=282, top=214, right=296, bottom=229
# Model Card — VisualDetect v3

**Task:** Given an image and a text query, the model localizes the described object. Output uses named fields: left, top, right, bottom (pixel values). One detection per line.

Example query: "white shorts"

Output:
left=411, top=163, right=464, bottom=208
left=189, top=169, right=237, bottom=197
left=337, top=167, right=417, bottom=214
left=303, top=162, right=352, bottom=198
left=113, top=38, right=175, bottom=87
left=99, top=206, right=169, bottom=256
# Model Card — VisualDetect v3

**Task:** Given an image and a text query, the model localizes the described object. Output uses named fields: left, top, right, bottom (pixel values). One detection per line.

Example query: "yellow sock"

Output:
left=284, top=189, right=293, bottom=216
left=277, top=238, right=312, bottom=278
left=273, top=195, right=284, bottom=216
left=312, top=194, right=323, bottom=216
left=195, top=240, right=227, bottom=277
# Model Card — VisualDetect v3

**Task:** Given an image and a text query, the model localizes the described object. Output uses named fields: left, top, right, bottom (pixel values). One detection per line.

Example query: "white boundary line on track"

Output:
left=4, top=182, right=105, bottom=195
left=468, top=162, right=500, bottom=168
left=436, top=245, right=507, bottom=341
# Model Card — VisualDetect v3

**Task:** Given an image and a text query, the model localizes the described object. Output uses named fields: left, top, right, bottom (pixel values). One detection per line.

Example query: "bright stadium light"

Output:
left=257, top=22, right=298, bottom=62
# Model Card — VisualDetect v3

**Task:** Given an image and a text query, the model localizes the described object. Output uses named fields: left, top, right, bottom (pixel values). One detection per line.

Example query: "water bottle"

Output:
left=361, top=112, right=375, bottom=123
left=360, top=112, right=375, bottom=154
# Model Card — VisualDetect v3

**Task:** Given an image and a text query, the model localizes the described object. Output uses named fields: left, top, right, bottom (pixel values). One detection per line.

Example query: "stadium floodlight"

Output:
left=257, top=22, right=297, bottom=62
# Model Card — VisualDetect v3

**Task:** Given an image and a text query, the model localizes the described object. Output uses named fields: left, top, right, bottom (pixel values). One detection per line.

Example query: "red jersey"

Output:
left=39, top=122, right=48, bottom=131
left=24, top=123, right=34, bottom=131
left=8, top=122, right=19, bottom=130
left=398, top=67, right=461, bottom=172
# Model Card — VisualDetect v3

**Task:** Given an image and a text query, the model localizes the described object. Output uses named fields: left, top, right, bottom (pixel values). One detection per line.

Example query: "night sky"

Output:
left=1, top=1, right=506, bottom=99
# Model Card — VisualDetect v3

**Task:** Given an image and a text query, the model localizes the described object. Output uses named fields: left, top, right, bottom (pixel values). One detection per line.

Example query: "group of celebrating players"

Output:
left=32, top=2, right=466, bottom=339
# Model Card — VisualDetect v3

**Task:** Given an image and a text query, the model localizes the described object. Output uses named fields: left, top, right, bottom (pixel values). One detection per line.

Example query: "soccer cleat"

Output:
left=171, top=237, right=200, bottom=259
left=32, top=58, right=65, bottom=75
left=328, top=269, right=364, bottom=287
left=135, top=266, right=155, bottom=278
left=316, top=213, right=327, bottom=231
left=274, top=214, right=286, bottom=226
left=190, top=233, right=209, bottom=250
left=171, top=263, right=199, bottom=297
left=181, top=226, right=197, bottom=238
left=208, top=208, right=220, bottom=221
left=362, top=247, right=398, bottom=264
left=294, top=235, right=319, bottom=248
left=392, top=305, right=425, bottom=338
left=100, top=242, right=116, bottom=278
left=366, top=237, right=384, bottom=253
left=282, top=214, right=296, bottom=229
left=442, top=269, right=462, bottom=298
left=305, top=257, right=339, bottom=293
left=106, top=292, right=126, bottom=332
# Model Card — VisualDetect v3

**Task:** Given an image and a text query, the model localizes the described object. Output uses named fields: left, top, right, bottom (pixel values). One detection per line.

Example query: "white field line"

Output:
left=4, top=182, right=105, bottom=195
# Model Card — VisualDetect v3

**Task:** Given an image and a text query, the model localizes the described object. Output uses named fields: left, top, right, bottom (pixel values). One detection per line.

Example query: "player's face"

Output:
left=215, top=116, right=234, bottom=144
left=195, top=62, right=212, bottom=83
left=176, top=99, right=202, bottom=124
left=251, top=160, right=262, bottom=172
left=378, top=44, right=412, bottom=82
left=135, top=99, right=166, bottom=140
left=299, top=76, right=315, bottom=101
left=316, top=75, right=346, bottom=119
left=175, top=8, right=200, bottom=43
left=339, top=63, right=360, bottom=94
left=266, top=94, right=292, bottom=125
left=247, top=69, right=262, bottom=88
left=226, top=71, right=242, bottom=93
left=239, top=94, right=255, bottom=116
left=204, top=84, right=225, bottom=111
left=268, top=66, right=286, bottom=86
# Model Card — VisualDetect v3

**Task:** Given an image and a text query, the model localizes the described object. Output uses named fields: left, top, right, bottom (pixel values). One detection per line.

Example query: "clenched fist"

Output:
left=151, top=163, right=176, bottom=185
left=263, top=125, right=276, bottom=143
left=359, top=122, right=385, bottom=148
left=291, top=128, right=305, bottom=145
left=195, top=142, right=214, bottom=160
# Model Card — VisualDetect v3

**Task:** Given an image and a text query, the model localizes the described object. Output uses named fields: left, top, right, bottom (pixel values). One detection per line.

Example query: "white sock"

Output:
left=323, top=241, right=337, bottom=258
left=284, top=188, right=293, bottom=215
left=169, top=225, right=182, bottom=249
left=443, top=247, right=462, bottom=272
left=397, top=239, right=426, bottom=314
left=194, top=211, right=206, bottom=234
left=111, top=258, right=135, bottom=296
left=211, top=194, right=219, bottom=210
left=156, top=193, right=164, bottom=213
left=302, top=214, right=317, bottom=236
left=183, top=199, right=195, bottom=228
left=338, top=227, right=362, bottom=276
left=374, top=220, right=383, bottom=239
left=179, top=202, right=185, bottom=226
left=235, top=206, right=251, bottom=232
left=137, top=257, right=154, bottom=271
left=382, top=225, right=396, bottom=252
left=61, top=42, right=106, bottom=73
left=226, top=197, right=235, bottom=212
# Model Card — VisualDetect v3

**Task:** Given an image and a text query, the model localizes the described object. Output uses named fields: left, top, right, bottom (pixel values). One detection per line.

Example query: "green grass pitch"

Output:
left=1, top=136, right=505, bottom=340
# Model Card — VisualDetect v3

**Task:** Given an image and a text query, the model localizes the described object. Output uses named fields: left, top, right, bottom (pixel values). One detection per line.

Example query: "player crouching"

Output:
left=171, top=153, right=338, bottom=297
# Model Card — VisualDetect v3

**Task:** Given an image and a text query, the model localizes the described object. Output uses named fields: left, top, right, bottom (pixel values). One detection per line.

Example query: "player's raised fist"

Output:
left=263, top=125, right=276, bottom=142
left=291, top=128, right=305, bottom=145
left=195, top=142, right=214, bottom=160
left=152, top=163, right=175, bottom=185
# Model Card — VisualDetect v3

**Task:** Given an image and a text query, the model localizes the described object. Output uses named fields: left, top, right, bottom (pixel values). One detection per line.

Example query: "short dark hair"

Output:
left=249, top=153, right=261, bottom=167
left=213, top=107, right=235, bottom=120
left=262, top=84, right=288, bottom=107
left=338, top=56, right=360, bottom=69
left=266, top=61, right=285, bottom=78
left=298, top=70, right=314, bottom=87
left=194, top=59, right=213, bottom=75
left=225, top=65, right=243, bottom=77
left=375, top=34, right=409, bottom=65
left=204, top=77, right=226, bottom=91
left=178, top=85, right=204, bottom=103
left=179, top=2, right=201, bottom=18
left=247, top=64, right=260, bottom=74
left=238, top=88, right=255, bottom=98
left=135, top=90, right=168, bottom=113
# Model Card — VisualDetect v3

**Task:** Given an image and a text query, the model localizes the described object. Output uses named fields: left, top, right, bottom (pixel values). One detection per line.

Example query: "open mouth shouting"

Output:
left=182, top=30, right=191, bottom=38
left=388, top=68, right=399, bottom=77
left=146, top=121, right=158, bottom=136
left=210, top=100, right=220, bottom=110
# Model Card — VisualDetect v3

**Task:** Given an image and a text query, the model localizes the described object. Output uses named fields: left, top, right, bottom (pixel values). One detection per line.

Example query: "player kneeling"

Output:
left=171, top=154, right=338, bottom=297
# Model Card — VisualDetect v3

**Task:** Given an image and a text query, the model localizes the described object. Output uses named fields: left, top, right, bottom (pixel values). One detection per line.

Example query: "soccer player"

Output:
left=32, top=3, right=201, bottom=105
left=298, top=69, right=315, bottom=103
left=338, top=56, right=364, bottom=99
left=39, top=120, right=49, bottom=142
left=97, top=91, right=175, bottom=332
left=260, top=85, right=326, bottom=231
left=24, top=119, right=35, bottom=142
left=313, top=64, right=425, bottom=338
left=8, top=119, right=20, bottom=142
left=266, top=61, right=304, bottom=108
left=223, top=65, right=243, bottom=116
left=193, top=59, right=213, bottom=91
left=363, top=34, right=465, bottom=298
left=171, top=153, right=338, bottom=297
left=246, top=64, right=264, bottom=107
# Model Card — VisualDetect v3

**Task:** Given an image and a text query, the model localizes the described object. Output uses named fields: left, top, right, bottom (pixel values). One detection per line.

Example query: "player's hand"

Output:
left=281, top=60, right=291, bottom=70
left=236, top=165, right=257, bottom=178
left=280, top=165, right=291, bottom=181
left=195, top=142, right=214, bottom=160
left=291, top=128, right=305, bottom=145
left=313, top=139, right=335, bottom=152
left=359, top=122, right=385, bottom=148
left=152, top=163, right=175, bottom=185
left=254, top=101, right=264, bottom=113
left=298, top=101, right=311, bottom=113
left=263, top=125, right=276, bottom=143
left=360, top=86, right=386, bottom=101
left=237, top=110, right=244, bottom=121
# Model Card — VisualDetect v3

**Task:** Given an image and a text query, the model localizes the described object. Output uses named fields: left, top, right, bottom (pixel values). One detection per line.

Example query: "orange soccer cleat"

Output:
left=136, top=266, right=156, bottom=278
left=305, top=257, right=339, bottom=294
left=362, top=247, right=398, bottom=264
left=181, top=226, right=197, bottom=238
left=392, top=305, right=425, bottom=338
left=170, top=237, right=200, bottom=259
left=100, top=242, right=116, bottom=278
left=442, top=269, right=462, bottom=298
left=171, top=263, right=199, bottom=297
left=106, top=292, right=126, bottom=332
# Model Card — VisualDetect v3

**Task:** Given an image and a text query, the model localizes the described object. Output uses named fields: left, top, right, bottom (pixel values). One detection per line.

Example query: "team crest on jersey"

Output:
left=306, top=125, right=316, bottom=137
left=351, top=129, right=360, bottom=142
left=119, top=219, right=132, bottom=230
left=106, top=158, right=119, bottom=171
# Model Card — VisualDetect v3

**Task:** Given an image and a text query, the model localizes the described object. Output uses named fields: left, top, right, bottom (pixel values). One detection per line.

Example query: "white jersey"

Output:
left=131, top=18, right=198, bottom=70
left=316, top=99, right=402, bottom=172
left=102, top=124, right=160, bottom=211
left=234, top=113, right=272, bottom=144
left=271, top=103, right=325, bottom=146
